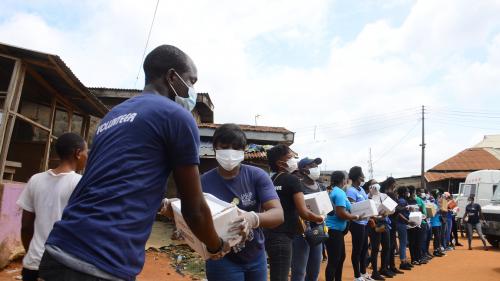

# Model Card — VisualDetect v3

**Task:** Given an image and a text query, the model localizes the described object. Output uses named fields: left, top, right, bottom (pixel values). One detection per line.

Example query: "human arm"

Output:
left=174, top=165, right=225, bottom=253
left=257, top=199, right=284, bottom=228
left=20, top=210, right=35, bottom=251
left=335, top=206, right=359, bottom=221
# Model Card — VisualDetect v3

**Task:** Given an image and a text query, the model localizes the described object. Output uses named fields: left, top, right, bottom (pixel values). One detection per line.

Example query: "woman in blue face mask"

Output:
left=201, top=124, right=285, bottom=281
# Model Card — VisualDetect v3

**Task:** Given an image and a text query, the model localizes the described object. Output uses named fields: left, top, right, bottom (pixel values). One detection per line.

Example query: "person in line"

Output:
left=416, top=188, right=433, bottom=261
left=324, top=171, right=360, bottom=281
left=16, top=133, right=88, bottom=281
left=395, top=186, right=415, bottom=270
left=379, top=178, right=403, bottom=276
left=367, top=181, right=392, bottom=280
left=265, top=145, right=324, bottom=281
left=346, top=166, right=371, bottom=281
left=442, top=192, right=454, bottom=250
left=407, top=186, right=426, bottom=266
left=464, top=195, right=488, bottom=251
left=430, top=190, right=445, bottom=257
left=291, top=157, right=324, bottom=281
left=39, top=45, right=241, bottom=281
left=198, top=124, right=284, bottom=281
left=450, top=207, right=463, bottom=247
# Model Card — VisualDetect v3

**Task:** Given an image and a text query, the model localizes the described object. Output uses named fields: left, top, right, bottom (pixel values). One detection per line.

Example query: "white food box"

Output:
left=376, top=196, right=397, bottom=214
left=171, top=193, right=239, bottom=260
left=304, top=191, right=333, bottom=216
left=350, top=199, right=378, bottom=218
left=409, top=212, right=423, bottom=226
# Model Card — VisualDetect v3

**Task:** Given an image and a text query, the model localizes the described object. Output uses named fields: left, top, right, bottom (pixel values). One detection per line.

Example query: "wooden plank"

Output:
left=23, top=58, right=57, bottom=70
left=0, top=61, right=25, bottom=181
left=43, top=97, right=56, bottom=170
left=5, top=161, right=22, bottom=168
left=12, top=112, right=51, bottom=132
left=47, top=56, right=107, bottom=116
left=25, top=66, right=76, bottom=112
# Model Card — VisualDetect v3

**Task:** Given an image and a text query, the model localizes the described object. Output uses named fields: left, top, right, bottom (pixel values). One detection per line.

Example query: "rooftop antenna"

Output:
left=254, top=114, right=261, bottom=126
left=368, top=148, right=374, bottom=179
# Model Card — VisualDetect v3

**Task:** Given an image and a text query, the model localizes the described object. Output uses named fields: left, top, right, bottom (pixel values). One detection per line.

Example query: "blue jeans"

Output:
left=206, top=251, right=267, bottom=281
left=444, top=217, right=453, bottom=247
left=291, top=235, right=322, bottom=281
left=396, top=223, right=408, bottom=262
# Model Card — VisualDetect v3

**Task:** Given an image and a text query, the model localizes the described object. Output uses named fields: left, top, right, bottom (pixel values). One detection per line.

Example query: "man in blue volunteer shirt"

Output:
left=38, top=45, right=236, bottom=281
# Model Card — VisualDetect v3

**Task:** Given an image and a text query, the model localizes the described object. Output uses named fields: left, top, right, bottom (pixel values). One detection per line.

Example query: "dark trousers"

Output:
left=380, top=229, right=391, bottom=271
left=389, top=221, right=398, bottom=269
left=451, top=217, right=459, bottom=245
left=368, top=227, right=380, bottom=275
left=440, top=221, right=447, bottom=248
left=432, top=226, right=441, bottom=252
left=38, top=251, right=111, bottom=281
left=350, top=223, right=368, bottom=278
left=22, top=268, right=38, bottom=281
left=325, top=230, right=346, bottom=281
left=408, top=227, right=422, bottom=262
left=264, top=231, right=293, bottom=281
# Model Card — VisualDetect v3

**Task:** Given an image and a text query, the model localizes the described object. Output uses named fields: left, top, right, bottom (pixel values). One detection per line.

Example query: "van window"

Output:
left=463, top=184, right=477, bottom=196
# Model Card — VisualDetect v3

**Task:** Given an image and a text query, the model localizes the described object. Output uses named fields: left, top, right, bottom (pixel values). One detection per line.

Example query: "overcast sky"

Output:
left=1, top=0, right=500, bottom=180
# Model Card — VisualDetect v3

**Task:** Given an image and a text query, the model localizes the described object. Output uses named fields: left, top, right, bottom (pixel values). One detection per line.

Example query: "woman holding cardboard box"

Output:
left=346, top=166, right=372, bottom=281
left=201, top=124, right=285, bottom=281
left=395, top=186, right=416, bottom=270
left=266, top=145, right=324, bottom=281
left=325, top=171, right=360, bottom=281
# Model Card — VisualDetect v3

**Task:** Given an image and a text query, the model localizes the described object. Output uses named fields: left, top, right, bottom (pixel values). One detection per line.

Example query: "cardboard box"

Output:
left=425, top=203, right=437, bottom=218
left=409, top=212, right=423, bottom=226
left=350, top=199, right=378, bottom=218
left=171, top=193, right=239, bottom=259
left=378, top=196, right=397, bottom=214
left=440, top=199, right=448, bottom=212
left=304, top=191, right=333, bottom=216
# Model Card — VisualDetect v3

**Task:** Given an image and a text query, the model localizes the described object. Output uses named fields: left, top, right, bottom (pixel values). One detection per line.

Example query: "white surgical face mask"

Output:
left=170, top=72, right=197, bottom=112
left=285, top=158, right=298, bottom=173
left=308, top=167, right=320, bottom=180
left=216, top=149, right=244, bottom=171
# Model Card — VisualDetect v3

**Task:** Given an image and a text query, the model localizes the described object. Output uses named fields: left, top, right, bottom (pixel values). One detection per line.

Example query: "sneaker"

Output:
left=411, top=261, right=421, bottom=266
left=389, top=268, right=404, bottom=274
left=399, top=263, right=412, bottom=270
left=433, top=251, right=443, bottom=257
left=455, top=242, right=463, bottom=246
left=379, top=269, right=395, bottom=278
left=354, top=277, right=365, bottom=281
left=419, top=259, right=428, bottom=264
left=363, top=273, right=374, bottom=280
left=371, top=274, right=386, bottom=281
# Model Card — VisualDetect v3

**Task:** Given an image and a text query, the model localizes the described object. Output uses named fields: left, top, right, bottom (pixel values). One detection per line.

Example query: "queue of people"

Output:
left=14, top=44, right=489, bottom=281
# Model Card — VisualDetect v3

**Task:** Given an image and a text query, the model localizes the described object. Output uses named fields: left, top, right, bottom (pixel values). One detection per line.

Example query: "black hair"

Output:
left=431, top=189, right=440, bottom=198
left=397, top=186, right=409, bottom=197
left=380, top=177, right=396, bottom=193
left=408, top=185, right=416, bottom=194
left=331, top=171, right=346, bottom=186
left=348, top=166, right=364, bottom=181
left=55, top=133, right=85, bottom=161
left=213, top=124, right=247, bottom=150
left=363, top=179, right=375, bottom=192
left=143, top=45, right=190, bottom=84
left=267, top=144, right=290, bottom=173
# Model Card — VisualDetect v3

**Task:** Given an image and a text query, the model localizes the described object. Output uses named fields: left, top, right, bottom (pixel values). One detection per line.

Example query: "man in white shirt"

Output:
left=16, top=133, right=88, bottom=281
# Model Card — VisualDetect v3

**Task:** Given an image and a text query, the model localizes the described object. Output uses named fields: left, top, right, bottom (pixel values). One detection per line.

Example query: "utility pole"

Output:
left=368, top=148, right=374, bottom=180
left=313, top=125, right=317, bottom=141
left=420, top=105, right=426, bottom=190
left=254, top=114, right=261, bottom=126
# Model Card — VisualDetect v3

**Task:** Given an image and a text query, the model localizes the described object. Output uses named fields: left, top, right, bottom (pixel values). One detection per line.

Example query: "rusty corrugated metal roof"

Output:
left=430, top=148, right=500, bottom=171
left=424, top=171, right=470, bottom=183
left=199, top=123, right=292, bottom=134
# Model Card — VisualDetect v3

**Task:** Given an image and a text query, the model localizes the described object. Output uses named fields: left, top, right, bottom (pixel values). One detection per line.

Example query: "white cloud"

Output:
left=1, top=0, right=500, bottom=179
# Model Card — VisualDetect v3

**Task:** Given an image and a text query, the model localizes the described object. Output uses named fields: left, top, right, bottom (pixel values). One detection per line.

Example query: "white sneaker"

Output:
left=363, top=273, right=374, bottom=280
left=354, top=278, right=365, bottom=281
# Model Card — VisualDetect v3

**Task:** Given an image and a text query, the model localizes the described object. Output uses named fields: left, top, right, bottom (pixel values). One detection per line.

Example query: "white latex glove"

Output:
left=239, top=211, right=260, bottom=229
left=159, top=198, right=176, bottom=219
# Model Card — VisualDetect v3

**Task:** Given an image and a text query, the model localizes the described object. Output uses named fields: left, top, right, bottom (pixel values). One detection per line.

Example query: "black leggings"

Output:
left=325, top=229, right=346, bottom=281
left=368, top=227, right=386, bottom=275
left=408, top=227, right=422, bottom=262
left=350, top=223, right=368, bottom=278
left=451, top=217, right=459, bottom=245
left=389, top=221, right=398, bottom=269
left=380, top=229, right=391, bottom=271
left=22, top=268, right=38, bottom=281
left=432, top=226, right=441, bottom=252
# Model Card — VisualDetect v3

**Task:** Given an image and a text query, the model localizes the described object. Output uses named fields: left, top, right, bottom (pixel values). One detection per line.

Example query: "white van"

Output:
left=456, top=170, right=500, bottom=219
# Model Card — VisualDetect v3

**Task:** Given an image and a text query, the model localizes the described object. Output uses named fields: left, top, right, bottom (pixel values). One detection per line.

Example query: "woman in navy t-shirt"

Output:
left=201, top=124, right=284, bottom=281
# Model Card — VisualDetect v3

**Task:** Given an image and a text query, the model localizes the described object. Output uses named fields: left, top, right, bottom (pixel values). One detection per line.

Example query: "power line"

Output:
left=373, top=120, right=420, bottom=164
left=134, top=0, right=160, bottom=88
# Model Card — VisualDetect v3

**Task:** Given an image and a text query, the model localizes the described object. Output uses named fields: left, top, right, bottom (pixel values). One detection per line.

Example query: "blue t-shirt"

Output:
left=326, top=186, right=351, bottom=231
left=46, top=93, right=200, bottom=281
left=346, top=186, right=368, bottom=225
left=201, top=164, right=278, bottom=264
left=430, top=202, right=442, bottom=227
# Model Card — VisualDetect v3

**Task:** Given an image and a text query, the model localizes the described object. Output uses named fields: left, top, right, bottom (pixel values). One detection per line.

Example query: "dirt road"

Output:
left=1, top=237, right=498, bottom=281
